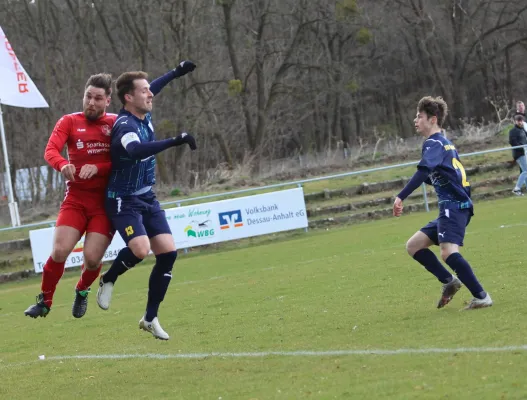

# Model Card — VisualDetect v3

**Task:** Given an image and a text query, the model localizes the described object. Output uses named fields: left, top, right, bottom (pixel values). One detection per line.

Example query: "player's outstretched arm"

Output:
left=122, top=131, right=197, bottom=160
left=149, top=61, right=196, bottom=96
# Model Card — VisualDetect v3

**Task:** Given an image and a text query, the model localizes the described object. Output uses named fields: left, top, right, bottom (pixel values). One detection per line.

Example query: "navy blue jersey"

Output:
left=418, top=132, right=472, bottom=209
left=107, top=109, right=156, bottom=198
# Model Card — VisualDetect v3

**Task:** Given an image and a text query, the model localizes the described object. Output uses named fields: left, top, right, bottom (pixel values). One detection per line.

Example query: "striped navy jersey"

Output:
left=107, top=109, right=156, bottom=198
left=418, top=132, right=472, bottom=209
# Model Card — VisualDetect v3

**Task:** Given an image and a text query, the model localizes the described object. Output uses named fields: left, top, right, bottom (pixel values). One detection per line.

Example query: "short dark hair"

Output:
left=116, top=71, right=149, bottom=105
left=514, top=113, right=525, bottom=122
left=417, top=96, right=448, bottom=127
left=85, top=73, right=112, bottom=96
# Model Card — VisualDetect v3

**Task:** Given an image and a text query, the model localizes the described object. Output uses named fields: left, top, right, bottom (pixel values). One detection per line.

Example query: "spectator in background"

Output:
left=517, top=101, right=527, bottom=133
left=517, top=101, right=525, bottom=114
left=509, top=112, right=527, bottom=196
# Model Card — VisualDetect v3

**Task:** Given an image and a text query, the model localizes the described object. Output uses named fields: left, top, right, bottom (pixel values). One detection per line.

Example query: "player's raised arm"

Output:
left=149, top=61, right=196, bottom=96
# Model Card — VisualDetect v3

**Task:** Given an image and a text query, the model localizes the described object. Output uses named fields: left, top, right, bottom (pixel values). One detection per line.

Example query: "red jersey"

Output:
left=44, top=112, right=117, bottom=192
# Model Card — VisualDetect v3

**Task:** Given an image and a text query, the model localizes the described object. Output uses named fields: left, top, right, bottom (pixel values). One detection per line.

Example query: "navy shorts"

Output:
left=105, top=191, right=171, bottom=245
left=420, top=207, right=473, bottom=246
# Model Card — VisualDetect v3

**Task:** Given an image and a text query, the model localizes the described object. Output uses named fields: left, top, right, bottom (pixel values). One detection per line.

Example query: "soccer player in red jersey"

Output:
left=24, top=73, right=117, bottom=319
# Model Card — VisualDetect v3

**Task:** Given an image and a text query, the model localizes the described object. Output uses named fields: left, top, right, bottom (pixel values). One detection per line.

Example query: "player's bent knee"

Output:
left=82, top=247, right=106, bottom=269
left=51, top=246, right=71, bottom=263
left=440, top=248, right=455, bottom=262
left=128, top=237, right=150, bottom=260
left=406, top=231, right=433, bottom=257
left=83, top=256, right=102, bottom=270
left=132, top=247, right=150, bottom=260
left=405, top=240, right=413, bottom=256
left=406, top=239, right=419, bottom=257
left=128, top=245, right=150, bottom=260
left=440, top=243, right=458, bottom=262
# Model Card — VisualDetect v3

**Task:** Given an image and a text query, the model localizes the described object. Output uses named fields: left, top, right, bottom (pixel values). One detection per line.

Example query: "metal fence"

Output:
left=0, top=144, right=520, bottom=233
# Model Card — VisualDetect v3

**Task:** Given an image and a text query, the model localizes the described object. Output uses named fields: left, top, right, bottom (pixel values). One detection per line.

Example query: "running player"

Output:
left=393, top=96, right=492, bottom=310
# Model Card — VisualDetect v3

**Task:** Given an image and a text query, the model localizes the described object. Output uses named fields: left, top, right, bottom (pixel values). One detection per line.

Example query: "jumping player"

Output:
left=96, top=61, right=197, bottom=340
left=24, top=74, right=117, bottom=319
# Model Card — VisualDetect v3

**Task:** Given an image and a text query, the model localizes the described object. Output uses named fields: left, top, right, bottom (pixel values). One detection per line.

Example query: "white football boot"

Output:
left=96, top=275, right=114, bottom=310
left=464, top=293, right=493, bottom=310
left=139, top=316, right=170, bottom=340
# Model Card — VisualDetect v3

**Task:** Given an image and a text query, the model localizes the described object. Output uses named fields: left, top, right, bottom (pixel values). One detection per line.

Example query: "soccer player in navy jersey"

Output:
left=393, top=96, right=492, bottom=310
left=96, top=62, right=197, bottom=339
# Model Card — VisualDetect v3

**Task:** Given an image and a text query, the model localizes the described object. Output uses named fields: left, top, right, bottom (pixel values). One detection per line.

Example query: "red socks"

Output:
left=40, top=257, right=102, bottom=307
left=76, top=263, right=102, bottom=292
left=41, top=256, right=65, bottom=308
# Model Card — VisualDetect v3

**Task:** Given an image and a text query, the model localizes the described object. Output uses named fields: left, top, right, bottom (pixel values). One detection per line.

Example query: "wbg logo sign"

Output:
left=219, top=210, right=244, bottom=230
left=184, top=220, right=215, bottom=239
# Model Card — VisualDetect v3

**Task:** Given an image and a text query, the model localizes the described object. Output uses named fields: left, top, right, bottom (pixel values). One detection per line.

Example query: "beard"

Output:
left=84, top=108, right=103, bottom=121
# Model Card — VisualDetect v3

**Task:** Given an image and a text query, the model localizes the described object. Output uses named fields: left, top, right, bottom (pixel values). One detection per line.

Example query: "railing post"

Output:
left=422, top=183, right=430, bottom=212
left=298, top=183, right=308, bottom=233
left=176, top=201, right=189, bottom=254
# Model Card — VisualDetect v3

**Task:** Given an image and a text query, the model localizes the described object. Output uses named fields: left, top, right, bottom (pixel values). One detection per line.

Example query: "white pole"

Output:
left=422, top=182, right=430, bottom=212
left=0, top=103, right=20, bottom=226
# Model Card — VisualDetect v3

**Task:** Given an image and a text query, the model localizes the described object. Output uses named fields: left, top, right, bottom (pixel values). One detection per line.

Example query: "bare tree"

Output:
left=0, top=0, right=526, bottom=210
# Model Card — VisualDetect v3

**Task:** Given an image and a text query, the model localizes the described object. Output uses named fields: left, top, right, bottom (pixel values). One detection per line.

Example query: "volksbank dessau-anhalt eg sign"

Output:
left=28, top=188, right=308, bottom=272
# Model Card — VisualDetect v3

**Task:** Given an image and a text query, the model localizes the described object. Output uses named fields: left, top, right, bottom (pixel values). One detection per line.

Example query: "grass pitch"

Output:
left=1, top=197, right=527, bottom=399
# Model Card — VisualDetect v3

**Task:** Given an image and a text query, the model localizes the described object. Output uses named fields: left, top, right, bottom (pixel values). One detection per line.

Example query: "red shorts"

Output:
left=56, top=189, right=114, bottom=239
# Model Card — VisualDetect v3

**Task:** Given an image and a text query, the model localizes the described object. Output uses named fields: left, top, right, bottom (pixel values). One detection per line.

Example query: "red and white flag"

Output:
left=0, top=26, right=49, bottom=108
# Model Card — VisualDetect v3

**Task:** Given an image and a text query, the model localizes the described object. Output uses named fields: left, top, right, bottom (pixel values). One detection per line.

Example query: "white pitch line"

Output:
left=498, top=223, right=527, bottom=229
left=44, top=345, right=527, bottom=361
left=1, top=345, right=522, bottom=369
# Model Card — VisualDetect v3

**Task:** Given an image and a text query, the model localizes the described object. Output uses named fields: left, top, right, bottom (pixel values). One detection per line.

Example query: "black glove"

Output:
left=173, top=61, right=196, bottom=78
left=173, top=132, right=197, bottom=150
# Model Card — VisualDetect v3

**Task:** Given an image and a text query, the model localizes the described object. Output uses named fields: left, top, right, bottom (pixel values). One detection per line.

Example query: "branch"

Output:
left=459, top=3, right=527, bottom=79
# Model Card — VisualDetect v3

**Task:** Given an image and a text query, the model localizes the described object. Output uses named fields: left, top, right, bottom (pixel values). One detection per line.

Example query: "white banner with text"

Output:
left=29, top=188, right=308, bottom=272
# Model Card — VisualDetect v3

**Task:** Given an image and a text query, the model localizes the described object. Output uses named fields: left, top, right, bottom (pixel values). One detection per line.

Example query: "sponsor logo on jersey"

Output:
left=101, top=125, right=111, bottom=136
